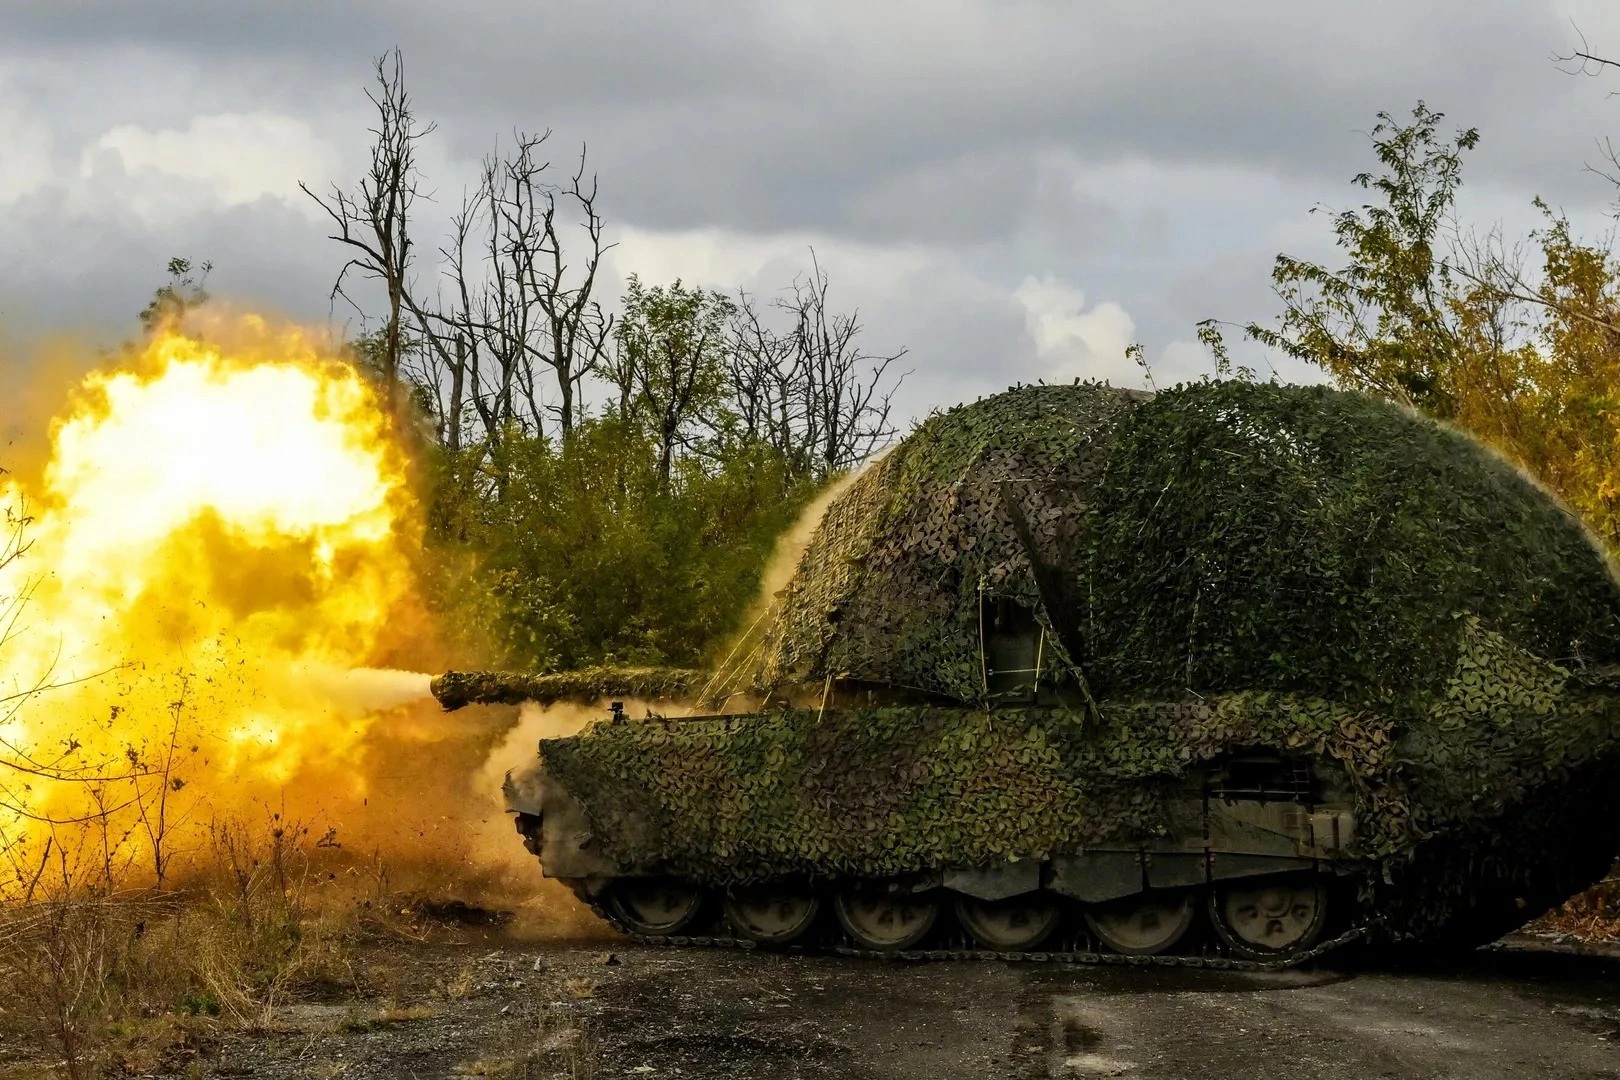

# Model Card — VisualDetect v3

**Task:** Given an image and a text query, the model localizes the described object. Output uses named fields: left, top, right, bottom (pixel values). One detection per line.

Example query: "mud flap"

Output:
left=1047, top=850, right=1145, bottom=902
left=944, top=860, right=1042, bottom=901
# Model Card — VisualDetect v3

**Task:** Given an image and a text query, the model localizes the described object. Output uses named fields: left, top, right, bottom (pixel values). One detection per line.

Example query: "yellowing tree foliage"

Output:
left=1245, top=103, right=1620, bottom=547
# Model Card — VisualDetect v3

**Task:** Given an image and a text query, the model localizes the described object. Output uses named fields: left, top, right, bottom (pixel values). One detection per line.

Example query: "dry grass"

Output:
left=335, top=1002, right=441, bottom=1033
left=1528, top=875, right=1620, bottom=943
left=0, top=889, right=215, bottom=1079
left=377, top=1002, right=439, bottom=1023
left=0, top=813, right=392, bottom=1078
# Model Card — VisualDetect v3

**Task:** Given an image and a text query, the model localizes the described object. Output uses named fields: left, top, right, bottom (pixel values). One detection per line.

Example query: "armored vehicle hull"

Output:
left=494, top=682, right=1620, bottom=959
left=441, top=380, right=1620, bottom=960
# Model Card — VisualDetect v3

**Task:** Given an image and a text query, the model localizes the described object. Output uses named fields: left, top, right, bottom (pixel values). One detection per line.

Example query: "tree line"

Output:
left=146, top=44, right=1620, bottom=673
left=287, top=49, right=907, bottom=671
left=1210, top=92, right=1620, bottom=552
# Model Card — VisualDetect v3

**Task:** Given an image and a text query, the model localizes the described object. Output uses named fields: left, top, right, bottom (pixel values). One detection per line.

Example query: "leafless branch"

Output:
left=1553, top=24, right=1620, bottom=79
left=407, top=133, right=617, bottom=490
left=1451, top=261, right=1620, bottom=337
left=300, top=47, right=434, bottom=410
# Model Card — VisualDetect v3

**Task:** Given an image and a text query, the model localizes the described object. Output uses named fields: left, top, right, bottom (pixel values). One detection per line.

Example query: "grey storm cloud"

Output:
left=3, top=0, right=1620, bottom=423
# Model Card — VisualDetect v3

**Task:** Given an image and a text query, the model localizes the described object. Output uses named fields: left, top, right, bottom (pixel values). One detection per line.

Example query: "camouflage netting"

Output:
left=739, top=383, right=1147, bottom=702
left=432, top=666, right=705, bottom=711
left=527, top=382, right=1620, bottom=941
left=543, top=617, right=1620, bottom=936
left=1078, top=383, right=1620, bottom=702
left=746, top=380, right=1620, bottom=705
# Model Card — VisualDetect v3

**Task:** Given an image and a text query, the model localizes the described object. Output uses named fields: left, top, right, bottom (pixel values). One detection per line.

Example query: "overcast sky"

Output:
left=4, top=0, right=1620, bottom=429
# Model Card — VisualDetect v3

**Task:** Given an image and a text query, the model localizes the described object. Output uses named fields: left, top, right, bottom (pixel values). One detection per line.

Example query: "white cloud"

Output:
left=0, top=87, right=55, bottom=204
left=1158, top=339, right=1213, bottom=383
left=606, top=225, right=940, bottom=295
left=77, top=112, right=337, bottom=223
left=1013, top=274, right=1139, bottom=385
left=601, top=224, right=1065, bottom=421
left=605, top=234, right=1174, bottom=405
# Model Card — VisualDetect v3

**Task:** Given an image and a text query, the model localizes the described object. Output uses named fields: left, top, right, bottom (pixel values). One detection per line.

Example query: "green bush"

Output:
left=424, top=415, right=820, bottom=672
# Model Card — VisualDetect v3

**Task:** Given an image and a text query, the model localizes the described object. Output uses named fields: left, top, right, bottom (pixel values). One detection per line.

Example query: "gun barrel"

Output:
left=430, top=666, right=706, bottom=711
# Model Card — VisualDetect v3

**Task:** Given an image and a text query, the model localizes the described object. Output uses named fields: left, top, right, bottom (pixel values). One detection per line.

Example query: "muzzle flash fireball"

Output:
left=0, top=326, right=420, bottom=879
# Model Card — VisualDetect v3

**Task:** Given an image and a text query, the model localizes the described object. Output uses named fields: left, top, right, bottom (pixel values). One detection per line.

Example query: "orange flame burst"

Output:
left=0, top=322, right=433, bottom=889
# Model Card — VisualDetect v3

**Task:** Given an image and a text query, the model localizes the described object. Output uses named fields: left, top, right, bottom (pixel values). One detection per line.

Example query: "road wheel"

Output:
left=834, top=886, right=939, bottom=951
left=607, top=878, right=704, bottom=936
left=724, top=886, right=821, bottom=945
left=954, top=893, right=1062, bottom=951
left=1084, top=889, right=1197, bottom=956
left=1208, top=874, right=1329, bottom=960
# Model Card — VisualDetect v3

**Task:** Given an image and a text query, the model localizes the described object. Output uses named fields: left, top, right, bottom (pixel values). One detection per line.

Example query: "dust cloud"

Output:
left=751, top=461, right=872, bottom=624
left=458, top=697, right=695, bottom=939
left=699, top=453, right=879, bottom=704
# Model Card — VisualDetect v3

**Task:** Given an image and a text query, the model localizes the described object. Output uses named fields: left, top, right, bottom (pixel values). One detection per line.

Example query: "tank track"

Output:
left=580, top=895, right=1373, bottom=972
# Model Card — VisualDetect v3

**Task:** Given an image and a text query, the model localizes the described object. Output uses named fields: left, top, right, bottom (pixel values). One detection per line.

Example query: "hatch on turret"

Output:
left=985, top=596, right=1043, bottom=701
left=1209, top=749, right=1316, bottom=802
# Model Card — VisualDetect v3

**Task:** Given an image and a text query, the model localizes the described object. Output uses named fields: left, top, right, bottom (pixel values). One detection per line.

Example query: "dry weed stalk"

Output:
left=1531, top=871, right=1620, bottom=941
left=0, top=804, right=365, bottom=1075
left=0, top=838, right=185, bottom=1078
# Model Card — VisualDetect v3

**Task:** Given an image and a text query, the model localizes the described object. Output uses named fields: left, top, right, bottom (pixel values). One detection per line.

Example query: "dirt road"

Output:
left=184, top=935, right=1619, bottom=1079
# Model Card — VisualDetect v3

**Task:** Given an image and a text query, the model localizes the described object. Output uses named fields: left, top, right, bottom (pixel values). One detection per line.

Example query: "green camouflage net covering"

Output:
left=545, top=619, right=1618, bottom=884
left=749, top=383, right=1147, bottom=702
left=751, top=381, right=1620, bottom=705
left=543, top=696, right=1362, bottom=881
left=522, top=381, right=1620, bottom=940
left=1077, top=382, right=1620, bottom=703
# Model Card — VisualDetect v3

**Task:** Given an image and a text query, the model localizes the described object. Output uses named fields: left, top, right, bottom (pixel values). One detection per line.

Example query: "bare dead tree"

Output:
left=718, top=253, right=907, bottom=481
left=472, top=139, right=542, bottom=445
left=394, top=136, right=549, bottom=491
left=532, top=146, right=616, bottom=436
left=407, top=133, right=615, bottom=490
left=727, top=291, right=801, bottom=456
left=722, top=254, right=908, bottom=482
left=462, top=136, right=615, bottom=440
left=782, top=251, right=907, bottom=479
left=300, top=48, right=434, bottom=411
left=408, top=186, right=489, bottom=457
left=397, top=173, right=512, bottom=501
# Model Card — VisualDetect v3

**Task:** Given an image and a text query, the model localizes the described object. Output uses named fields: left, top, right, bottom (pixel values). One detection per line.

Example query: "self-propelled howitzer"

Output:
left=437, top=381, right=1620, bottom=963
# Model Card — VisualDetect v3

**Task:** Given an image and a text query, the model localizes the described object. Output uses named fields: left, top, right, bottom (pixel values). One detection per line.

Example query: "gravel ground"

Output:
left=144, top=933, right=1620, bottom=1080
